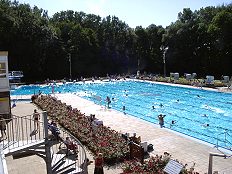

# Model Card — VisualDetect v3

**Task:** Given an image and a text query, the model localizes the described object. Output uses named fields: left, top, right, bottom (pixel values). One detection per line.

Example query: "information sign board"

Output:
left=163, top=160, right=184, bottom=174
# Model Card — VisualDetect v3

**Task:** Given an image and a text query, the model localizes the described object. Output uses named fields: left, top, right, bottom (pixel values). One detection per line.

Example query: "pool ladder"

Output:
left=215, top=129, right=232, bottom=151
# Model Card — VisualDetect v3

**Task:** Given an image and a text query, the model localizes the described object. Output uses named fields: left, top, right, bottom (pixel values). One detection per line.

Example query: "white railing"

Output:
left=0, top=112, right=88, bottom=174
left=49, top=125, right=88, bottom=173
left=2, top=115, right=45, bottom=154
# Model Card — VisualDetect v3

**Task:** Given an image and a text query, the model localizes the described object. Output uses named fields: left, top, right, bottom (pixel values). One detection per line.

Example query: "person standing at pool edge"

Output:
left=106, top=96, right=111, bottom=109
left=158, top=114, right=166, bottom=128
left=52, top=85, right=55, bottom=94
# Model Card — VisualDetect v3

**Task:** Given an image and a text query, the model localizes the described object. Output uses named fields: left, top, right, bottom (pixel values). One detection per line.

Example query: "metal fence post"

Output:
left=43, top=111, right=52, bottom=174
left=208, top=153, right=213, bottom=174
left=208, top=153, right=227, bottom=174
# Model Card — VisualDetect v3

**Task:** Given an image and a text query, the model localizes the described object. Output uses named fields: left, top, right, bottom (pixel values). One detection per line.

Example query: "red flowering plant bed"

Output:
left=121, top=153, right=169, bottom=174
left=121, top=152, right=199, bottom=174
left=34, top=95, right=130, bottom=164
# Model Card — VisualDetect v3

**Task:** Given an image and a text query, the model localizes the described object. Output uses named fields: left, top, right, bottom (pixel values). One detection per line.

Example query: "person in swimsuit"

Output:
left=158, top=114, right=166, bottom=128
left=33, top=109, right=40, bottom=131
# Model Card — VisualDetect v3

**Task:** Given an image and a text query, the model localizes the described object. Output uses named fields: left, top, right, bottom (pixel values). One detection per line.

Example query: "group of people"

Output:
left=154, top=101, right=210, bottom=129
left=157, top=113, right=210, bottom=129
left=106, top=96, right=127, bottom=113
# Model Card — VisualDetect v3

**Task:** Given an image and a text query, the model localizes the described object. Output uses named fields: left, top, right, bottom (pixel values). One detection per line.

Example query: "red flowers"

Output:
left=34, top=95, right=129, bottom=164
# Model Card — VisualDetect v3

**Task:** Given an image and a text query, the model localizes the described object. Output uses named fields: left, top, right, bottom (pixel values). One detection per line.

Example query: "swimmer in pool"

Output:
left=202, top=123, right=209, bottom=127
left=171, top=120, right=177, bottom=124
left=170, top=120, right=177, bottom=128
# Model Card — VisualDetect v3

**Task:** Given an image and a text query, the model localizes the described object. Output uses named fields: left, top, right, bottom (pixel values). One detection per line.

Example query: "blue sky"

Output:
left=17, top=0, right=231, bottom=28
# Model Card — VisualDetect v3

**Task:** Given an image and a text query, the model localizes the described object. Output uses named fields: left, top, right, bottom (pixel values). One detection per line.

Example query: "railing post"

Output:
left=208, top=153, right=213, bottom=174
left=43, top=111, right=52, bottom=174
left=208, top=153, right=227, bottom=174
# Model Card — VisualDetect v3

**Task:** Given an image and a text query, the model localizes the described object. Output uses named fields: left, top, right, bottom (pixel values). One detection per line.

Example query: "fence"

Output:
left=0, top=112, right=88, bottom=174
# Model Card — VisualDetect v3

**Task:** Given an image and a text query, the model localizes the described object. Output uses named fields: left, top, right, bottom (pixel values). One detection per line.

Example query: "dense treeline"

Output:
left=0, top=0, right=231, bottom=82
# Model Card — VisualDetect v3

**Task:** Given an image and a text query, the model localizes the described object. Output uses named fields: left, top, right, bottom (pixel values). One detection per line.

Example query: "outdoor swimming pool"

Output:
left=11, top=80, right=232, bottom=150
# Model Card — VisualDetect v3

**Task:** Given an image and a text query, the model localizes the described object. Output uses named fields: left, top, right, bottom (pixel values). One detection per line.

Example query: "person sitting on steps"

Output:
left=60, top=137, right=79, bottom=156
left=48, top=121, right=61, bottom=141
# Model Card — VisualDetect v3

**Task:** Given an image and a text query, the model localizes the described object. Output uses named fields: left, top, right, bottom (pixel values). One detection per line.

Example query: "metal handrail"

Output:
left=48, top=123, right=88, bottom=174
left=0, top=112, right=87, bottom=174
left=62, top=127, right=88, bottom=172
left=1, top=116, right=45, bottom=153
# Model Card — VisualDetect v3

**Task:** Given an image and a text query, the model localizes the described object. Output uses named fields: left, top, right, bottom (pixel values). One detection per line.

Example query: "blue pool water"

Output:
left=11, top=80, right=232, bottom=150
